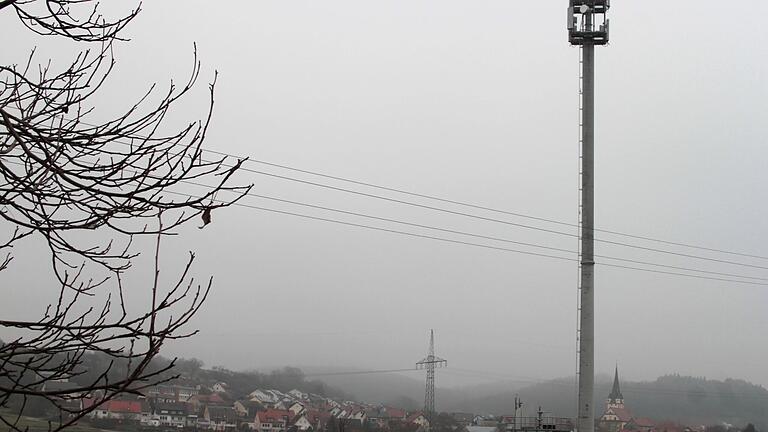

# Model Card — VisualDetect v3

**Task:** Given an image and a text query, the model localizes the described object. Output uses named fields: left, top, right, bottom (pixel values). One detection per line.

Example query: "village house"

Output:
left=349, top=409, right=367, bottom=424
left=385, top=407, right=407, bottom=421
left=473, top=415, right=498, bottom=427
left=203, top=405, right=239, bottom=431
left=235, top=399, right=266, bottom=420
left=288, top=389, right=309, bottom=401
left=254, top=409, right=293, bottom=432
left=406, top=412, right=430, bottom=429
left=364, top=406, right=407, bottom=429
left=148, top=384, right=199, bottom=403
left=365, top=408, right=388, bottom=429
left=288, top=401, right=306, bottom=417
left=154, top=402, right=188, bottom=428
left=90, top=400, right=145, bottom=423
left=175, top=385, right=200, bottom=401
left=340, top=419, right=365, bottom=431
left=250, top=390, right=279, bottom=404
left=293, top=414, right=314, bottom=431
left=625, top=417, right=657, bottom=432
left=294, top=409, right=331, bottom=431
left=186, top=408, right=199, bottom=429
left=212, top=382, right=229, bottom=394
left=187, top=393, right=227, bottom=411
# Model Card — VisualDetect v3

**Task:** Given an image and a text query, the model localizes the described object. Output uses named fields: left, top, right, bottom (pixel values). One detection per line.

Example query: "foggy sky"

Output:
left=2, top=1, right=767, bottom=389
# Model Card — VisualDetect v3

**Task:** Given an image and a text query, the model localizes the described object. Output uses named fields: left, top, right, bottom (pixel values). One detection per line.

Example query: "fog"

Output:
left=2, top=1, right=767, bottom=391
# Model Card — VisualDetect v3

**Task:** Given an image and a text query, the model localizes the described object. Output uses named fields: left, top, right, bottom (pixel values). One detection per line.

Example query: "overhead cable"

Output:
left=75, top=123, right=768, bottom=263
left=165, top=189, right=768, bottom=287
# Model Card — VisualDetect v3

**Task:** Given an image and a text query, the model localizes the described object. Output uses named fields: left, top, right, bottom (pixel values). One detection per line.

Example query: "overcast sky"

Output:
left=2, top=1, right=768, bottom=390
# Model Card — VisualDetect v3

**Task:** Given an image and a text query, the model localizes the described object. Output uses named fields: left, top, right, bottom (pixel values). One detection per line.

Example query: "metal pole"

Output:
left=577, top=10, right=595, bottom=432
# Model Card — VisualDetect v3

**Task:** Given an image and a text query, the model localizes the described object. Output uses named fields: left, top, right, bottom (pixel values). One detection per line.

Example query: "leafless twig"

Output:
left=0, top=2, right=251, bottom=430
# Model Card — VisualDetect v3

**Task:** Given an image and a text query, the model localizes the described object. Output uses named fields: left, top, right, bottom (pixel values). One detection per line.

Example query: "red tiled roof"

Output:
left=386, top=407, right=406, bottom=419
left=190, top=393, right=226, bottom=404
left=303, top=410, right=331, bottom=424
left=102, top=400, right=143, bottom=414
left=209, top=393, right=225, bottom=403
left=257, top=409, right=293, bottom=424
left=633, top=418, right=656, bottom=428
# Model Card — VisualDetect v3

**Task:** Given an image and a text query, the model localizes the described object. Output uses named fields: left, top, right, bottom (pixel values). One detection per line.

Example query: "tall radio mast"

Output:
left=568, top=2, right=610, bottom=432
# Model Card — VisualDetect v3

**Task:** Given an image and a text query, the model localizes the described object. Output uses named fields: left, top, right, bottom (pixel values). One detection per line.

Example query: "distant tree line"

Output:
left=72, top=352, right=350, bottom=401
left=451, top=374, right=768, bottom=430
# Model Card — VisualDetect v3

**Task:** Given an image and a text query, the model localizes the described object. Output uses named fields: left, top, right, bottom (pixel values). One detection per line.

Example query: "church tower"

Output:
left=606, top=366, right=625, bottom=410
left=599, top=366, right=632, bottom=432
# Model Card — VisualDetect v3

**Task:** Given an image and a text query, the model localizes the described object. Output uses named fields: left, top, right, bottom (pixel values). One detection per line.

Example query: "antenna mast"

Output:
left=568, top=2, right=610, bottom=432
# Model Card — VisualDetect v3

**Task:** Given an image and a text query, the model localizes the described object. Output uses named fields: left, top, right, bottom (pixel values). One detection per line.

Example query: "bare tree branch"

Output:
left=0, top=2, right=251, bottom=430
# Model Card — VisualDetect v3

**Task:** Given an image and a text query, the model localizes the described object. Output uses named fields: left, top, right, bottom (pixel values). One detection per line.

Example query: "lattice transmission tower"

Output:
left=416, top=329, right=447, bottom=426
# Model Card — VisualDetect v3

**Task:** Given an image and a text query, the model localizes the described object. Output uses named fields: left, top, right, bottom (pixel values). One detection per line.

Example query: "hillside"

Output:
left=452, top=375, right=768, bottom=429
left=316, top=370, right=768, bottom=428
left=310, top=368, right=522, bottom=412
left=53, top=351, right=768, bottom=430
left=69, top=353, right=350, bottom=401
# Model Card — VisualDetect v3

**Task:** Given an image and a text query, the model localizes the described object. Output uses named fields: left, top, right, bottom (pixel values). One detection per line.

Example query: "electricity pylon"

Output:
left=416, top=329, right=447, bottom=428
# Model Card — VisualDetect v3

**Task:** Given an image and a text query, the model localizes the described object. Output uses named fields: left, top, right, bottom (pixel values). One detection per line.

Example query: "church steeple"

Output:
left=601, top=366, right=631, bottom=431
left=609, top=365, right=624, bottom=402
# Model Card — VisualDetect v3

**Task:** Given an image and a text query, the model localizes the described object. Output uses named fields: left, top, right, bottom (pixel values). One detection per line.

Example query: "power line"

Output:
left=212, top=199, right=580, bottom=264
left=243, top=192, right=768, bottom=283
left=165, top=189, right=768, bottom=287
left=595, top=255, right=768, bottom=282
left=4, top=154, right=767, bottom=285
left=232, top=167, right=584, bottom=239
left=7, top=152, right=768, bottom=284
left=203, top=149, right=768, bottom=262
left=179, top=180, right=768, bottom=283
left=599, top=262, right=768, bottom=286
left=179, top=181, right=578, bottom=256
left=54, top=126, right=768, bottom=272
left=237, top=163, right=768, bottom=261
left=201, top=160, right=768, bottom=272
left=241, top=204, right=768, bottom=286
left=71, top=123, right=768, bottom=263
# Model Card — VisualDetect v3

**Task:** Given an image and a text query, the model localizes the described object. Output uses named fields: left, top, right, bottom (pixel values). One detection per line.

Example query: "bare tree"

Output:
left=0, top=1, right=250, bottom=430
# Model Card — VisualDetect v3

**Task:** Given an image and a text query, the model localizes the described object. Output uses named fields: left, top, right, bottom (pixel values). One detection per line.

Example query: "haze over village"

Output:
left=1, top=2, right=767, bottom=432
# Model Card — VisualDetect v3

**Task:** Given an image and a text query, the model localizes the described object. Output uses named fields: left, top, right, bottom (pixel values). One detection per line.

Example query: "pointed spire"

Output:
left=609, top=365, right=623, bottom=401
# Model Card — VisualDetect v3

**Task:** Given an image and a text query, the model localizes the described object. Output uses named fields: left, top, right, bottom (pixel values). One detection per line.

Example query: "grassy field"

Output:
left=0, top=410, right=112, bottom=432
